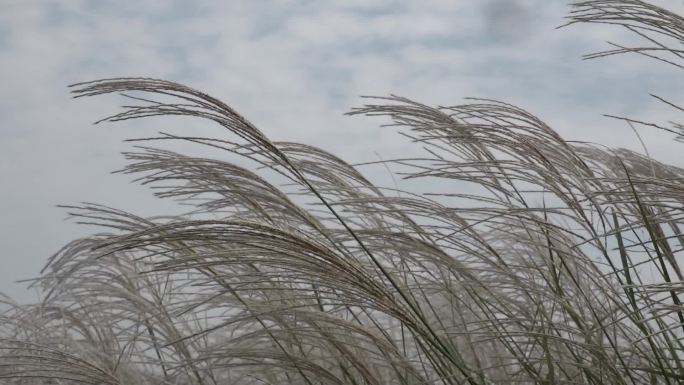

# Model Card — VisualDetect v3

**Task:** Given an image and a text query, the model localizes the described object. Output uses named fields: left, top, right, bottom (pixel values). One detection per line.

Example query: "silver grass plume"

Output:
left=2, top=1, right=684, bottom=384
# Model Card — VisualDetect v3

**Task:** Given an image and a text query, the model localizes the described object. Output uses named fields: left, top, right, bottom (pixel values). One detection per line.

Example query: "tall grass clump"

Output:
left=2, top=1, right=684, bottom=384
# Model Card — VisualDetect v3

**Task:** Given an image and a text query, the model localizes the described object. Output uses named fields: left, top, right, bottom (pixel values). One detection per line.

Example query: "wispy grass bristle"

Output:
left=2, top=1, right=684, bottom=384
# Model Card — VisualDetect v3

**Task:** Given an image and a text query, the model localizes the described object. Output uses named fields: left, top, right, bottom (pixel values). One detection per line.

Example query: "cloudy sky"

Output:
left=1, top=0, right=683, bottom=303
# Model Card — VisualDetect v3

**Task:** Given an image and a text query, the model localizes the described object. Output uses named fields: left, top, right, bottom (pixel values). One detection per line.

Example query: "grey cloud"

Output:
left=482, top=0, right=537, bottom=43
left=481, top=0, right=567, bottom=43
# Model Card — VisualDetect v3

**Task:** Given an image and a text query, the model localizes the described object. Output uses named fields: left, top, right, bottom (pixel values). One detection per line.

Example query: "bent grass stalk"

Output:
left=2, top=1, right=684, bottom=384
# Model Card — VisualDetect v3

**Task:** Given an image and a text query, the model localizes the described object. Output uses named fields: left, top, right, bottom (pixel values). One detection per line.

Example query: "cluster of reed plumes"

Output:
left=2, top=1, right=684, bottom=384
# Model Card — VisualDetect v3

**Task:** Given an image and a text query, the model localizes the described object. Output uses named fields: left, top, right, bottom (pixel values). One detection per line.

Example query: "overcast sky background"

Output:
left=2, top=0, right=684, bottom=303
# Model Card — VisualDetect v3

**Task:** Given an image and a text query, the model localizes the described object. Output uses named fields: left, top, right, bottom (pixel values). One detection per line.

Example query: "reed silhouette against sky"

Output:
left=2, top=1, right=684, bottom=384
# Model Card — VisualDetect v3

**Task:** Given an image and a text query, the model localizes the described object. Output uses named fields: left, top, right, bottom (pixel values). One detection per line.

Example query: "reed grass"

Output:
left=2, top=1, right=684, bottom=384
